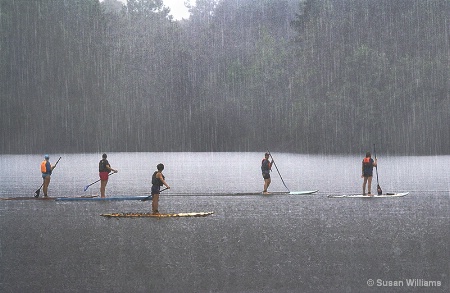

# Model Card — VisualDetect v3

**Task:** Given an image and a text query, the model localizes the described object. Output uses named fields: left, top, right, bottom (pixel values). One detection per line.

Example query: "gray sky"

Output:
left=163, top=0, right=191, bottom=20
left=110, top=0, right=192, bottom=20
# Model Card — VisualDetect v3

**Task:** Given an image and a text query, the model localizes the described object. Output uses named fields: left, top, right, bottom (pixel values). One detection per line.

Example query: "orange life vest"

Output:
left=41, top=160, right=47, bottom=173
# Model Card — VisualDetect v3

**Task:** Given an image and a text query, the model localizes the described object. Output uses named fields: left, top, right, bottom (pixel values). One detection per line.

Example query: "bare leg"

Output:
left=263, top=178, right=271, bottom=194
left=152, top=193, right=159, bottom=214
left=367, top=176, right=373, bottom=195
left=362, top=177, right=368, bottom=195
left=43, top=176, right=51, bottom=196
left=100, top=179, right=108, bottom=198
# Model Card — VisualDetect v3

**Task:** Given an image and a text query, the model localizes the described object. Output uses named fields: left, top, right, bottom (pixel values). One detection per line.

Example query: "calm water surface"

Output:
left=0, top=153, right=449, bottom=292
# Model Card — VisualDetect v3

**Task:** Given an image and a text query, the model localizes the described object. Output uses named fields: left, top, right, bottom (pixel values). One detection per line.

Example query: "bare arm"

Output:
left=157, top=173, right=170, bottom=189
left=106, top=164, right=118, bottom=173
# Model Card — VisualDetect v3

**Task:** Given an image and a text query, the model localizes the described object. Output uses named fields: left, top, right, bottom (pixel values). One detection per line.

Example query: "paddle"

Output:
left=267, top=150, right=290, bottom=192
left=373, top=144, right=383, bottom=195
left=34, top=183, right=44, bottom=198
left=34, top=156, right=62, bottom=198
left=141, top=187, right=169, bottom=201
left=84, top=172, right=115, bottom=192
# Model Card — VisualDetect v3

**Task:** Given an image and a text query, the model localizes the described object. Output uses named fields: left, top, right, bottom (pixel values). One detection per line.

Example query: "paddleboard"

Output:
left=0, top=195, right=101, bottom=201
left=156, top=190, right=319, bottom=196
left=56, top=196, right=149, bottom=201
left=327, top=192, right=409, bottom=198
left=287, top=190, right=319, bottom=195
left=100, top=211, right=214, bottom=218
left=257, top=190, right=319, bottom=195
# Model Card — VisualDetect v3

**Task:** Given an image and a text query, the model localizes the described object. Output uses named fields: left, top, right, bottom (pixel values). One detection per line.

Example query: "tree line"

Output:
left=0, top=0, right=448, bottom=155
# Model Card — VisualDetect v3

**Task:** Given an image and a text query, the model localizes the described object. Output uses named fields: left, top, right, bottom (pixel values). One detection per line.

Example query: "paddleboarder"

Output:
left=261, top=152, right=273, bottom=194
left=99, top=153, right=118, bottom=198
left=361, top=151, right=377, bottom=196
left=40, top=154, right=56, bottom=197
left=151, top=163, right=170, bottom=214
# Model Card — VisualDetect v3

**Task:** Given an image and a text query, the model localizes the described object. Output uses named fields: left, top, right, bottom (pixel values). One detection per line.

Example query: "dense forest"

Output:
left=0, top=0, right=449, bottom=154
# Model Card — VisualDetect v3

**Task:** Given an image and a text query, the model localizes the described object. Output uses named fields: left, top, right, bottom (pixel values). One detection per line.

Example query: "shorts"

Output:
left=262, top=173, right=270, bottom=179
left=99, top=172, right=109, bottom=181
left=362, top=172, right=373, bottom=178
left=151, top=185, right=161, bottom=195
left=42, top=173, right=51, bottom=179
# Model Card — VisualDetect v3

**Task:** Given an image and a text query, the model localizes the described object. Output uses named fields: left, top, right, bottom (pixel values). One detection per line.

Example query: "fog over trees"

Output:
left=1, top=0, right=449, bottom=154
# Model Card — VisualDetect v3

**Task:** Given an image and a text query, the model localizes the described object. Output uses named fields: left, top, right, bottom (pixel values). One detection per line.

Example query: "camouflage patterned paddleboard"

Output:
left=100, top=211, right=214, bottom=218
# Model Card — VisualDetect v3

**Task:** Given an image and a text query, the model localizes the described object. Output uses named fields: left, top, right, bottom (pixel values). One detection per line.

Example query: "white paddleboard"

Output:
left=328, top=192, right=409, bottom=198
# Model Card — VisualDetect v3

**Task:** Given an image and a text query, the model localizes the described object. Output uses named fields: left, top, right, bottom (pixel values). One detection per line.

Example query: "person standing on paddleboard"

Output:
left=99, top=153, right=118, bottom=198
left=41, top=155, right=56, bottom=197
left=362, top=152, right=377, bottom=196
left=261, top=153, right=274, bottom=194
left=151, top=163, right=170, bottom=214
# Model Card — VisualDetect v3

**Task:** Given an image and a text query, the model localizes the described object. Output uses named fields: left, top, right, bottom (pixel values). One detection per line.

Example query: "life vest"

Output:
left=363, top=157, right=372, bottom=166
left=261, top=158, right=271, bottom=173
left=99, top=159, right=108, bottom=172
left=41, top=160, right=47, bottom=173
left=152, top=171, right=165, bottom=186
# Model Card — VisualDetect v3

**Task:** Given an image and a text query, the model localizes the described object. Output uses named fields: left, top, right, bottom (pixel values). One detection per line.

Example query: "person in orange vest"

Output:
left=361, top=152, right=377, bottom=196
left=41, top=155, right=56, bottom=197
left=99, top=153, right=118, bottom=198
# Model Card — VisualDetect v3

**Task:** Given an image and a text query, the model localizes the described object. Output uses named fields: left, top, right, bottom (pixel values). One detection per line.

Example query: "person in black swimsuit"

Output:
left=261, top=153, right=273, bottom=194
left=151, top=163, right=170, bottom=214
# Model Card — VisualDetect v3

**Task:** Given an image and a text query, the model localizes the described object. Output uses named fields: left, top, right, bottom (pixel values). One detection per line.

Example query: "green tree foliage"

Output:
left=0, top=0, right=106, bottom=152
left=0, top=0, right=448, bottom=154
left=290, top=0, right=449, bottom=154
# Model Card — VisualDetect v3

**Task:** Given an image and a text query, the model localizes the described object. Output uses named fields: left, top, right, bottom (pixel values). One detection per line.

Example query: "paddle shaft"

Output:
left=373, top=144, right=380, bottom=181
left=267, top=150, right=290, bottom=192
left=141, top=187, right=169, bottom=201
left=373, top=144, right=382, bottom=195
left=84, top=172, right=115, bottom=191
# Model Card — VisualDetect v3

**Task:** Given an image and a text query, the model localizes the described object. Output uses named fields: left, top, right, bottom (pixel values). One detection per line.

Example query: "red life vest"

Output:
left=363, top=157, right=371, bottom=166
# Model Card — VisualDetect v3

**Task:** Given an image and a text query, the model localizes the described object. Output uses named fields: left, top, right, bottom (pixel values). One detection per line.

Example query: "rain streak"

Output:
left=1, top=0, right=448, bottom=155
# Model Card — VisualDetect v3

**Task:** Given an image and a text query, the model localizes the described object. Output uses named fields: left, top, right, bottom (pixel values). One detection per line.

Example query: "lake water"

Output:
left=0, top=152, right=449, bottom=292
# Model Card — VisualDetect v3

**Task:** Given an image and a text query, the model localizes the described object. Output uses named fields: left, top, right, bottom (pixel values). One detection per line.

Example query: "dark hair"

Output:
left=102, top=153, right=107, bottom=159
left=157, top=163, right=164, bottom=171
left=365, top=152, right=371, bottom=157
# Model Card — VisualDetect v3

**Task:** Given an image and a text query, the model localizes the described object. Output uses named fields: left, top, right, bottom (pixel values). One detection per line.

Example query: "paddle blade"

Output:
left=34, top=189, right=40, bottom=198
left=377, top=184, right=383, bottom=195
left=84, top=185, right=89, bottom=192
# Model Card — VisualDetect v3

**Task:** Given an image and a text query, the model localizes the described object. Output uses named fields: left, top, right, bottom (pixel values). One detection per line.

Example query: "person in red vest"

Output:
left=361, top=152, right=377, bottom=196
left=99, top=153, right=118, bottom=198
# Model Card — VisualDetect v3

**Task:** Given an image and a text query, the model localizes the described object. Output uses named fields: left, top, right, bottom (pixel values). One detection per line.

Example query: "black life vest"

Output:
left=152, top=171, right=165, bottom=186
left=261, top=158, right=271, bottom=173
left=99, top=159, right=109, bottom=172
